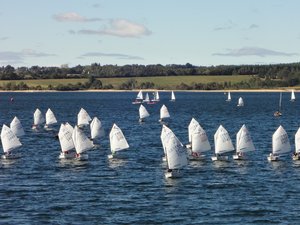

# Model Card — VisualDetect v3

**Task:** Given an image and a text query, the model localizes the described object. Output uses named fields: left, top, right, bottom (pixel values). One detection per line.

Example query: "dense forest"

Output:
left=1, top=62, right=300, bottom=90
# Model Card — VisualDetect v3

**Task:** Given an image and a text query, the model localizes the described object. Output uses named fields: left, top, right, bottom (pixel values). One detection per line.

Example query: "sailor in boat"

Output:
left=274, top=111, right=282, bottom=117
left=293, top=152, right=300, bottom=160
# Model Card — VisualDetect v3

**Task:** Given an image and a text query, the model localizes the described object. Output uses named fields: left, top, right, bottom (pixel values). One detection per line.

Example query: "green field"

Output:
left=0, top=75, right=253, bottom=89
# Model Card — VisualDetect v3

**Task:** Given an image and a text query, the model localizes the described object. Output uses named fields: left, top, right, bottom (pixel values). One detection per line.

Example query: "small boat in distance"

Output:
left=237, top=97, right=244, bottom=107
left=1, top=124, right=22, bottom=159
left=274, top=92, right=282, bottom=117
left=108, top=124, right=129, bottom=159
left=293, top=127, right=300, bottom=160
left=226, top=92, right=231, bottom=102
left=139, top=104, right=150, bottom=122
left=143, top=93, right=150, bottom=103
left=152, top=91, right=160, bottom=102
left=132, top=90, right=143, bottom=104
left=212, top=125, right=234, bottom=161
left=291, top=90, right=296, bottom=102
left=233, top=124, right=255, bottom=160
left=159, top=104, right=170, bottom=122
left=170, top=91, right=176, bottom=102
left=44, top=108, right=57, bottom=129
left=77, top=108, right=92, bottom=127
left=268, top=125, right=291, bottom=161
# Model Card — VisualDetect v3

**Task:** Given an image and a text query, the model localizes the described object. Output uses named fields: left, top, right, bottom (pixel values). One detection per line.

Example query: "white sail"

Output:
left=165, top=132, right=187, bottom=170
left=161, top=125, right=174, bottom=154
left=65, top=122, right=74, bottom=134
left=77, top=108, right=92, bottom=126
left=136, top=90, right=143, bottom=100
left=10, top=116, right=25, bottom=137
left=139, top=105, right=150, bottom=119
left=236, top=124, right=255, bottom=153
left=109, top=123, right=129, bottom=153
left=295, top=128, right=300, bottom=153
left=33, top=108, right=45, bottom=125
left=188, top=118, right=200, bottom=143
left=214, top=125, right=234, bottom=154
left=272, top=125, right=291, bottom=155
left=58, top=123, right=75, bottom=152
left=72, top=126, right=94, bottom=154
left=45, top=108, right=57, bottom=126
left=227, top=92, right=231, bottom=101
left=143, top=93, right=150, bottom=102
left=191, top=125, right=211, bottom=153
left=90, top=117, right=104, bottom=139
left=1, top=124, right=22, bottom=153
left=160, top=104, right=170, bottom=120
left=170, top=91, right=176, bottom=101
left=154, top=91, right=160, bottom=101
left=291, top=90, right=296, bottom=101
left=237, top=97, right=244, bottom=107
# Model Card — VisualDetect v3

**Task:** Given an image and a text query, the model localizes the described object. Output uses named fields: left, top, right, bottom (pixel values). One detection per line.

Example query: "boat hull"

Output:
left=292, top=154, right=300, bottom=161
left=1, top=153, right=21, bottom=160
left=59, top=152, right=76, bottom=160
left=211, top=155, right=229, bottom=161
left=75, top=154, right=88, bottom=161
left=233, top=154, right=244, bottom=160
left=188, top=153, right=205, bottom=161
left=267, top=155, right=280, bottom=161
left=165, top=170, right=182, bottom=179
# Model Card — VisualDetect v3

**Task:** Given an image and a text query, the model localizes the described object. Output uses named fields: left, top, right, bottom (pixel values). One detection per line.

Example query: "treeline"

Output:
left=1, top=62, right=300, bottom=79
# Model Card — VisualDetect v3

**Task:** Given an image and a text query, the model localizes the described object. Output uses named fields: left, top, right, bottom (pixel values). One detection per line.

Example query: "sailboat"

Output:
left=212, top=125, right=235, bottom=161
left=159, top=104, right=170, bottom=122
left=1, top=124, right=22, bottom=159
left=237, top=97, right=244, bottom=107
left=90, top=117, right=105, bottom=141
left=132, top=90, right=143, bottom=104
left=77, top=108, right=92, bottom=127
left=164, top=128, right=188, bottom=178
left=44, top=108, right=57, bottom=129
left=152, top=91, right=160, bottom=102
left=274, top=92, right=282, bottom=117
left=293, top=128, right=300, bottom=160
left=170, top=91, right=176, bottom=102
left=186, top=118, right=200, bottom=149
left=226, top=92, right=231, bottom=102
left=58, top=123, right=76, bottom=159
left=143, top=93, right=150, bottom=103
left=189, top=125, right=211, bottom=160
left=32, top=108, right=45, bottom=130
left=10, top=116, right=25, bottom=137
left=291, top=90, right=296, bottom=102
left=268, top=125, right=291, bottom=161
left=108, top=123, right=129, bottom=159
left=139, top=104, right=150, bottom=122
left=233, top=124, right=255, bottom=160
left=161, top=124, right=174, bottom=162
left=72, top=125, right=94, bottom=160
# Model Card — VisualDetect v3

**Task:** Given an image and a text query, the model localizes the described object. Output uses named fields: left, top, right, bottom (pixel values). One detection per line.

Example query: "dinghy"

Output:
left=186, top=118, right=200, bottom=149
left=139, top=104, right=150, bottom=122
left=152, top=91, right=160, bottom=102
left=132, top=90, right=143, bottom=104
left=226, top=92, right=231, bottom=102
left=233, top=124, right=255, bottom=160
left=291, top=90, right=296, bottom=102
left=90, top=117, right=105, bottom=142
left=293, top=127, right=300, bottom=160
left=77, top=108, right=92, bottom=127
left=189, top=125, right=211, bottom=160
left=143, top=93, right=150, bottom=103
left=108, top=123, right=129, bottom=159
left=274, top=92, right=282, bottom=117
left=45, top=108, right=57, bottom=129
left=1, top=124, right=22, bottom=159
left=268, top=125, right=291, bottom=161
left=32, top=108, right=45, bottom=130
left=159, top=104, right=170, bottom=122
left=212, top=125, right=234, bottom=161
left=170, top=91, right=176, bottom=102
left=72, top=125, right=94, bottom=160
left=161, top=124, right=174, bottom=162
left=58, top=123, right=76, bottom=159
left=164, top=129, right=187, bottom=179
left=10, top=116, right=25, bottom=137
left=237, top=97, right=244, bottom=107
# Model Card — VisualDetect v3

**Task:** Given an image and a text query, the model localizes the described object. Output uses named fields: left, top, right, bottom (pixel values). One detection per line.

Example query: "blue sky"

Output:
left=0, top=0, right=299, bottom=67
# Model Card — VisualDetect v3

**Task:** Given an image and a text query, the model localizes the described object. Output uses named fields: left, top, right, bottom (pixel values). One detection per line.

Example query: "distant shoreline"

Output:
left=0, top=88, right=297, bottom=93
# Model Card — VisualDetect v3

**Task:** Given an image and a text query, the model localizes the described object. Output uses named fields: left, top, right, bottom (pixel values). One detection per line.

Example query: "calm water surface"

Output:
left=1, top=91, right=300, bottom=224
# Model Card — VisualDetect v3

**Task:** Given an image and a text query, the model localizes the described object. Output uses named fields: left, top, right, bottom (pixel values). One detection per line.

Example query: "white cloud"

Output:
left=79, top=19, right=151, bottom=38
left=213, top=47, right=298, bottom=57
left=80, top=52, right=144, bottom=60
left=53, top=12, right=101, bottom=22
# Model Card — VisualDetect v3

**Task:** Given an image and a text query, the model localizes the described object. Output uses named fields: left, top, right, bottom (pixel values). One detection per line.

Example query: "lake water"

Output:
left=1, top=91, right=300, bottom=224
